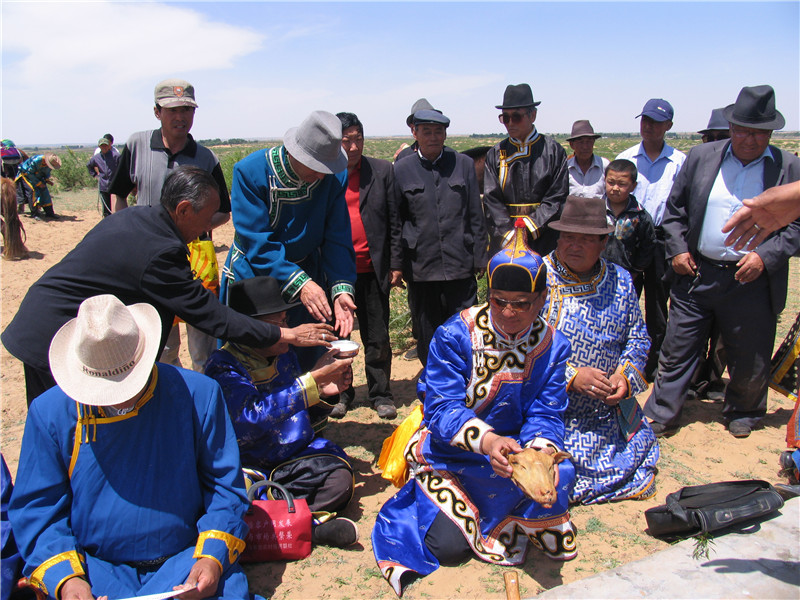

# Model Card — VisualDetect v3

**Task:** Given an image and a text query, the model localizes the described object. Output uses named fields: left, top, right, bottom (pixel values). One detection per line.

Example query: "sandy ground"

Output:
left=1, top=198, right=795, bottom=600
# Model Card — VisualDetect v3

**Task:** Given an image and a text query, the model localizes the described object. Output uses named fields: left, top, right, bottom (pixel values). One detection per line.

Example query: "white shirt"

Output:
left=616, top=142, right=686, bottom=227
left=568, top=154, right=609, bottom=198
left=698, top=145, right=771, bottom=261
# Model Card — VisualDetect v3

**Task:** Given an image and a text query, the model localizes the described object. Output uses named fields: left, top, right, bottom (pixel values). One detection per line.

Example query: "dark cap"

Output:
left=698, top=108, right=729, bottom=134
left=636, top=98, right=674, bottom=122
left=412, top=109, right=450, bottom=127
left=228, top=276, right=299, bottom=317
left=406, top=98, right=436, bottom=126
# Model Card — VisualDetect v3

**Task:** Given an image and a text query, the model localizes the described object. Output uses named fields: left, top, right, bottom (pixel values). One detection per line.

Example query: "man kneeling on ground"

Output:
left=205, top=276, right=359, bottom=548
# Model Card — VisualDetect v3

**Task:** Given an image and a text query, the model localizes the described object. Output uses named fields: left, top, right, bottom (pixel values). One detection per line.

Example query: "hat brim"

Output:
left=48, top=303, right=162, bottom=406
left=495, top=101, right=542, bottom=109
left=549, top=221, right=614, bottom=235
left=722, top=104, right=785, bottom=131
left=158, top=98, right=198, bottom=109
left=250, top=299, right=301, bottom=317
left=635, top=111, right=672, bottom=122
left=566, top=134, right=602, bottom=142
left=284, top=127, right=348, bottom=175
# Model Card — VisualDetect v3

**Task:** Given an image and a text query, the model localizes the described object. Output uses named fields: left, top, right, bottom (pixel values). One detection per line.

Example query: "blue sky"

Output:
left=2, top=1, right=798, bottom=145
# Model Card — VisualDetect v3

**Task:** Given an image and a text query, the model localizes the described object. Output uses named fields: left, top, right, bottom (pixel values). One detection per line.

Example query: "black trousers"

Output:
left=645, top=259, right=774, bottom=428
left=643, top=236, right=670, bottom=378
left=23, top=363, right=57, bottom=406
left=342, top=271, right=393, bottom=406
left=407, top=278, right=477, bottom=367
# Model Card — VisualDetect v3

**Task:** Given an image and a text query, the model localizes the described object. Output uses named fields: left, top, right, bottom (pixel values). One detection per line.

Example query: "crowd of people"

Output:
left=1, top=78, right=798, bottom=599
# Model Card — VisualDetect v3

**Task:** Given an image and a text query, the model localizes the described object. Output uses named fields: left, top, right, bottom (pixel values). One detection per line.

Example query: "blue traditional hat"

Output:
left=488, top=219, right=547, bottom=294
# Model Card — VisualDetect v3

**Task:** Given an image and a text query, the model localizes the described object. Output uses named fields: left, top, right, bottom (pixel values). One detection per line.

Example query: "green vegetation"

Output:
left=692, top=533, right=716, bottom=561
left=52, top=148, right=94, bottom=192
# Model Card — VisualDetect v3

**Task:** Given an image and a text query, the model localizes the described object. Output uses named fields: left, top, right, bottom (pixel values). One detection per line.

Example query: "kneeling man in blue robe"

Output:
left=372, top=224, right=577, bottom=596
left=9, top=294, right=253, bottom=600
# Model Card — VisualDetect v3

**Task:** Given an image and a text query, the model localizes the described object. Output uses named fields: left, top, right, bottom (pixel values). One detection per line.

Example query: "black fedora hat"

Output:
left=723, top=85, right=785, bottom=131
left=228, top=276, right=299, bottom=317
left=549, top=196, right=614, bottom=235
left=496, top=84, right=541, bottom=110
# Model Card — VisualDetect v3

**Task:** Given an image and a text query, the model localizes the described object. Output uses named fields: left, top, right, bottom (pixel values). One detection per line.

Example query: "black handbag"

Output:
left=645, top=480, right=784, bottom=540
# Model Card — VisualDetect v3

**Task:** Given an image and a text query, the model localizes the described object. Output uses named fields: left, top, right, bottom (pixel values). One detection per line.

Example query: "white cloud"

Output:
left=2, top=1, right=263, bottom=143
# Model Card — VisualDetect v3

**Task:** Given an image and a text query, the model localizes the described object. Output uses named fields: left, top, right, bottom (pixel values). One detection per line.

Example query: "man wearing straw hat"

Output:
left=644, top=85, right=800, bottom=439
left=9, top=294, right=256, bottom=600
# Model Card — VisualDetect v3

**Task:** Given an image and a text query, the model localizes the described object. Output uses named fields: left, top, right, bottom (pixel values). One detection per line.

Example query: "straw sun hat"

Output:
left=49, top=295, right=161, bottom=406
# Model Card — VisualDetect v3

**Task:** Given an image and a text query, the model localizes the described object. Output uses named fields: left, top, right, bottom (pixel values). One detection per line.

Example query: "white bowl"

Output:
left=330, top=339, right=360, bottom=357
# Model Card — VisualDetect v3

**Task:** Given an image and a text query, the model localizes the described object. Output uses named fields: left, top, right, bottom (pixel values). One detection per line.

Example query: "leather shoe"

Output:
left=329, top=402, right=348, bottom=419
left=375, top=401, right=397, bottom=420
left=649, top=421, right=679, bottom=438
left=728, top=420, right=752, bottom=438
left=312, top=517, right=359, bottom=548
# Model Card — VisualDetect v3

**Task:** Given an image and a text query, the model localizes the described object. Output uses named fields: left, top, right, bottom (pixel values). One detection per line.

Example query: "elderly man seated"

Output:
left=205, top=276, right=359, bottom=548
left=9, top=295, right=254, bottom=600
left=541, top=196, right=659, bottom=504
left=372, top=229, right=576, bottom=596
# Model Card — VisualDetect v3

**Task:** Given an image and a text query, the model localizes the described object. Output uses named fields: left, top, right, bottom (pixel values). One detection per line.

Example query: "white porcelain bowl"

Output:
left=330, top=339, right=360, bottom=357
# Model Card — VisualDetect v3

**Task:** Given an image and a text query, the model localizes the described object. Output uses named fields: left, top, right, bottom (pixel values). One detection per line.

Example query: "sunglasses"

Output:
left=704, top=132, right=730, bottom=142
left=498, top=112, right=529, bottom=125
left=489, top=296, right=534, bottom=313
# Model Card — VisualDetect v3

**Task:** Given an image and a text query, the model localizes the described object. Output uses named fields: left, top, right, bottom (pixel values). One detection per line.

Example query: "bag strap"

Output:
left=247, top=480, right=296, bottom=514
left=665, top=480, right=772, bottom=520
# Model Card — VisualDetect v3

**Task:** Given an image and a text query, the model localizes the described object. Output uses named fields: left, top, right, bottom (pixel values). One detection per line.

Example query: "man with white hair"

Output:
left=9, top=295, right=256, bottom=600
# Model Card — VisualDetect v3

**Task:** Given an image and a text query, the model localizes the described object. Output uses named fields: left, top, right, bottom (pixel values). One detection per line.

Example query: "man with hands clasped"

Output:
left=542, top=195, right=659, bottom=505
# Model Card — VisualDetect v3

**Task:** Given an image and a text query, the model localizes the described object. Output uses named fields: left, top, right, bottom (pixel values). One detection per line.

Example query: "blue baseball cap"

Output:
left=636, top=99, right=674, bottom=122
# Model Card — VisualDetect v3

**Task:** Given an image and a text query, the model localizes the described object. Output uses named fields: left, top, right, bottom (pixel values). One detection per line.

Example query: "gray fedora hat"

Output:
left=406, top=98, right=437, bottom=126
left=698, top=108, right=729, bottom=134
left=496, top=84, right=541, bottom=109
left=723, top=85, right=785, bottom=131
left=549, top=195, right=614, bottom=235
left=566, top=120, right=601, bottom=142
left=284, top=111, right=348, bottom=174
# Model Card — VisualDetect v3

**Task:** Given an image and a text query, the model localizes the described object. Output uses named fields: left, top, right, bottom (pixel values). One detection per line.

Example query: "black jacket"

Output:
left=358, top=156, right=401, bottom=296
left=663, top=141, right=800, bottom=315
left=391, top=147, right=488, bottom=282
left=2, top=206, right=279, bottom=371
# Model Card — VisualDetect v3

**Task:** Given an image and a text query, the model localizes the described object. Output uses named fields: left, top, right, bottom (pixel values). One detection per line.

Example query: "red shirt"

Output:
left=345, top=162, right=374, bottom=274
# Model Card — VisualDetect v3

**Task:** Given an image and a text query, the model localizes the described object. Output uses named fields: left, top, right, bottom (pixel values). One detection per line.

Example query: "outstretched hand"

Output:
left=333, top=294, right=357, bottom=337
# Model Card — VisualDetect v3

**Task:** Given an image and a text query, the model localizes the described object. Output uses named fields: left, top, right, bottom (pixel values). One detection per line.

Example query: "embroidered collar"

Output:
left=509, top=127, right=539, bottom=147
left=266, top=146, right=321, bottom=227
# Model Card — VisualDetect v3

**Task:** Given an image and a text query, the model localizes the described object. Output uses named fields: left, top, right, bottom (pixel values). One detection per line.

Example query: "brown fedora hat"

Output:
left=566, top=120, right=601, bottom=142
left=549, top=196, right=614, bottom=235
left=723, top=85, right=785, bottom=131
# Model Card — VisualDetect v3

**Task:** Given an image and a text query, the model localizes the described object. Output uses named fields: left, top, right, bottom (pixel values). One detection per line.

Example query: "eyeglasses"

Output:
left=489, top=296, right=534, bottom=313
left=730, top=126, right=771, bottom=141
left=498, top=112, right=529, bottom=125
